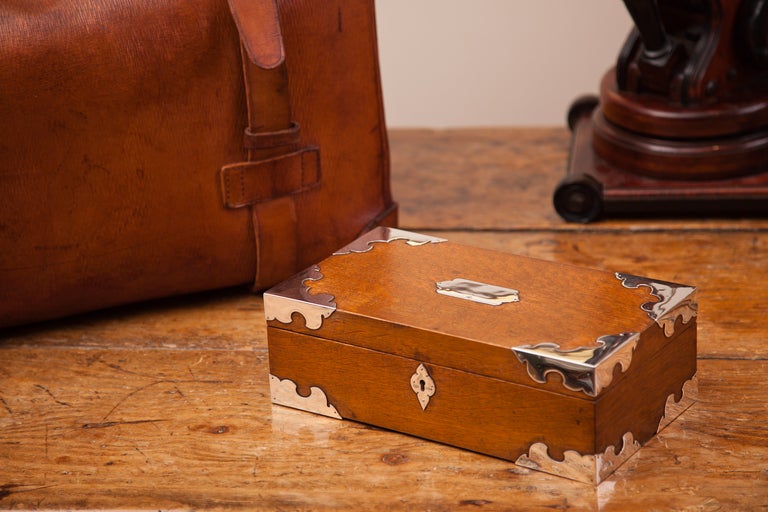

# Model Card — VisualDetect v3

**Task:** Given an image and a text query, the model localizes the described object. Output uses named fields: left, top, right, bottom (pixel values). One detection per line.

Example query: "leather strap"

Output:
left=252, top=198, right=298, bottom=289
left=227, top=0, right=285, bottom=69
left=243, top=122, right=301, bottom=150
left=220, top=147, right=320, bottom=208
left=230, top=0, right=292, bottom=134
left=225, top=0, right=323, bottom=290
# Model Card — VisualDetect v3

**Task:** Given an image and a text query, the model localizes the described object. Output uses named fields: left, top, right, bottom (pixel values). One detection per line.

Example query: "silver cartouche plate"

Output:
left=436, top=278, right=520, bottom=306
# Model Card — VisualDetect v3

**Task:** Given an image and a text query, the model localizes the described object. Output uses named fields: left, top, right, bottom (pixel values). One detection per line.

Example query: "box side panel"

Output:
left=595, top=320, right=697, bottom=454
left=267, top=327, right=596, bottom=462
left=269, top=312, right=603, bottom=400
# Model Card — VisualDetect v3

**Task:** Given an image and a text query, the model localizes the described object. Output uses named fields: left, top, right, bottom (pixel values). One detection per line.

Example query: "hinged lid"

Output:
left=264, top=227, right=697, bottom=399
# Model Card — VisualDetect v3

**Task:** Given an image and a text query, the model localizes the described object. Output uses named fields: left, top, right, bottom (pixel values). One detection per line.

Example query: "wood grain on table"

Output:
left=1, top=128, right=766, bottom=510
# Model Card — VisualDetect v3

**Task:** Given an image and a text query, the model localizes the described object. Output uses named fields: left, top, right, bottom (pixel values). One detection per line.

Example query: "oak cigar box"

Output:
left=263, top=227, right=698, bottom=484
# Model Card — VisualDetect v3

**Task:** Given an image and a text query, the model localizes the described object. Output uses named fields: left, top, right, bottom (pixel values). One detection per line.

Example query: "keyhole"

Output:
left=419, top=379, right=426, bottom=392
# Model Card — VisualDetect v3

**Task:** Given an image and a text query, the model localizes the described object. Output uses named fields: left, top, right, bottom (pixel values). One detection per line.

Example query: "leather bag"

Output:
left=0, top=0, right=396, bottom=328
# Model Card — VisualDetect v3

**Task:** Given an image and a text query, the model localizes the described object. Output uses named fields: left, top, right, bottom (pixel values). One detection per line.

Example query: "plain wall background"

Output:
left=374, top=1, right=633, bottom=128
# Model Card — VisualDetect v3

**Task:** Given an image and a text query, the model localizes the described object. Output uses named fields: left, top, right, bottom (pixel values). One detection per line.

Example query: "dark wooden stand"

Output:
left=555, top=0, right=768, bottom=222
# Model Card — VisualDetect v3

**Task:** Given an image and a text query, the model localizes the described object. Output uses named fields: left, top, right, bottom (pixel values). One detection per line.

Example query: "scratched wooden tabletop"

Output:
left=2, top=128, right=767, bottom=511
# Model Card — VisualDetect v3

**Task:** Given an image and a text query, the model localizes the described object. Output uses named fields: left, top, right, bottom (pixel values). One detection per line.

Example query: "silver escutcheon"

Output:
left=436, top=278, right=520, bottom=306
left=410, top=363, right=436, bottom=410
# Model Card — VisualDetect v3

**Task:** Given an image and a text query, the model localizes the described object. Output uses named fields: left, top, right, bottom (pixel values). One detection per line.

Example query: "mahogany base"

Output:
left=554, top=97, right=768, bottom=223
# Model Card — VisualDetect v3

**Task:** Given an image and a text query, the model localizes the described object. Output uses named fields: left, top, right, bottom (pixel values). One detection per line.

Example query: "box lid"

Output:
left=264, top=227, right=697, bottom=399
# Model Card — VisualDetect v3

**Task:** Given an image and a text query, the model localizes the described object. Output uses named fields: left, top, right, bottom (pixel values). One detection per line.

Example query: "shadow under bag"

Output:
left=0, top=0, right=397, bottom=328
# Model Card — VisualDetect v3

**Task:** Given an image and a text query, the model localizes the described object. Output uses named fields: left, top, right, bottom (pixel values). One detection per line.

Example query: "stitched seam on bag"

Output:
left=222, top=168, right=248, bottom=208
left=224, top=149, right=320, bottom=207
left=239, top=169, right=246, bottom=204
left=223, top=171, right=232, bottom=207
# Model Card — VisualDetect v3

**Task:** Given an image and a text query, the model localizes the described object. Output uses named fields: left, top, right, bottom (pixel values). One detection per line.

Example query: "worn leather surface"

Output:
left=228, top=0, right=284, bottom=69
left=0, top=0, right=395, bottom=328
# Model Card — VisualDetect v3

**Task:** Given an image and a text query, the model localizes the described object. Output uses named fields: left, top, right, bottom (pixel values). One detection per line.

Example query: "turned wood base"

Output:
left=554, top=96, right=768, bottom=223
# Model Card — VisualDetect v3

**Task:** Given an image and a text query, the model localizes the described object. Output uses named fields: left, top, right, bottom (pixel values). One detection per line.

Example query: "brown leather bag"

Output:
left=0, top=0, right=396, bottom=328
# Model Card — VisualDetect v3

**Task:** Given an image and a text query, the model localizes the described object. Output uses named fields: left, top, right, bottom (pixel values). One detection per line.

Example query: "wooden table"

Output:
left=2, top=128, right=767, bottom=510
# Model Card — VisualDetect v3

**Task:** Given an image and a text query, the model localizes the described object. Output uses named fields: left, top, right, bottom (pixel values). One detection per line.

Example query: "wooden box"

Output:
left=263, top=228, right=698, bottom=483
